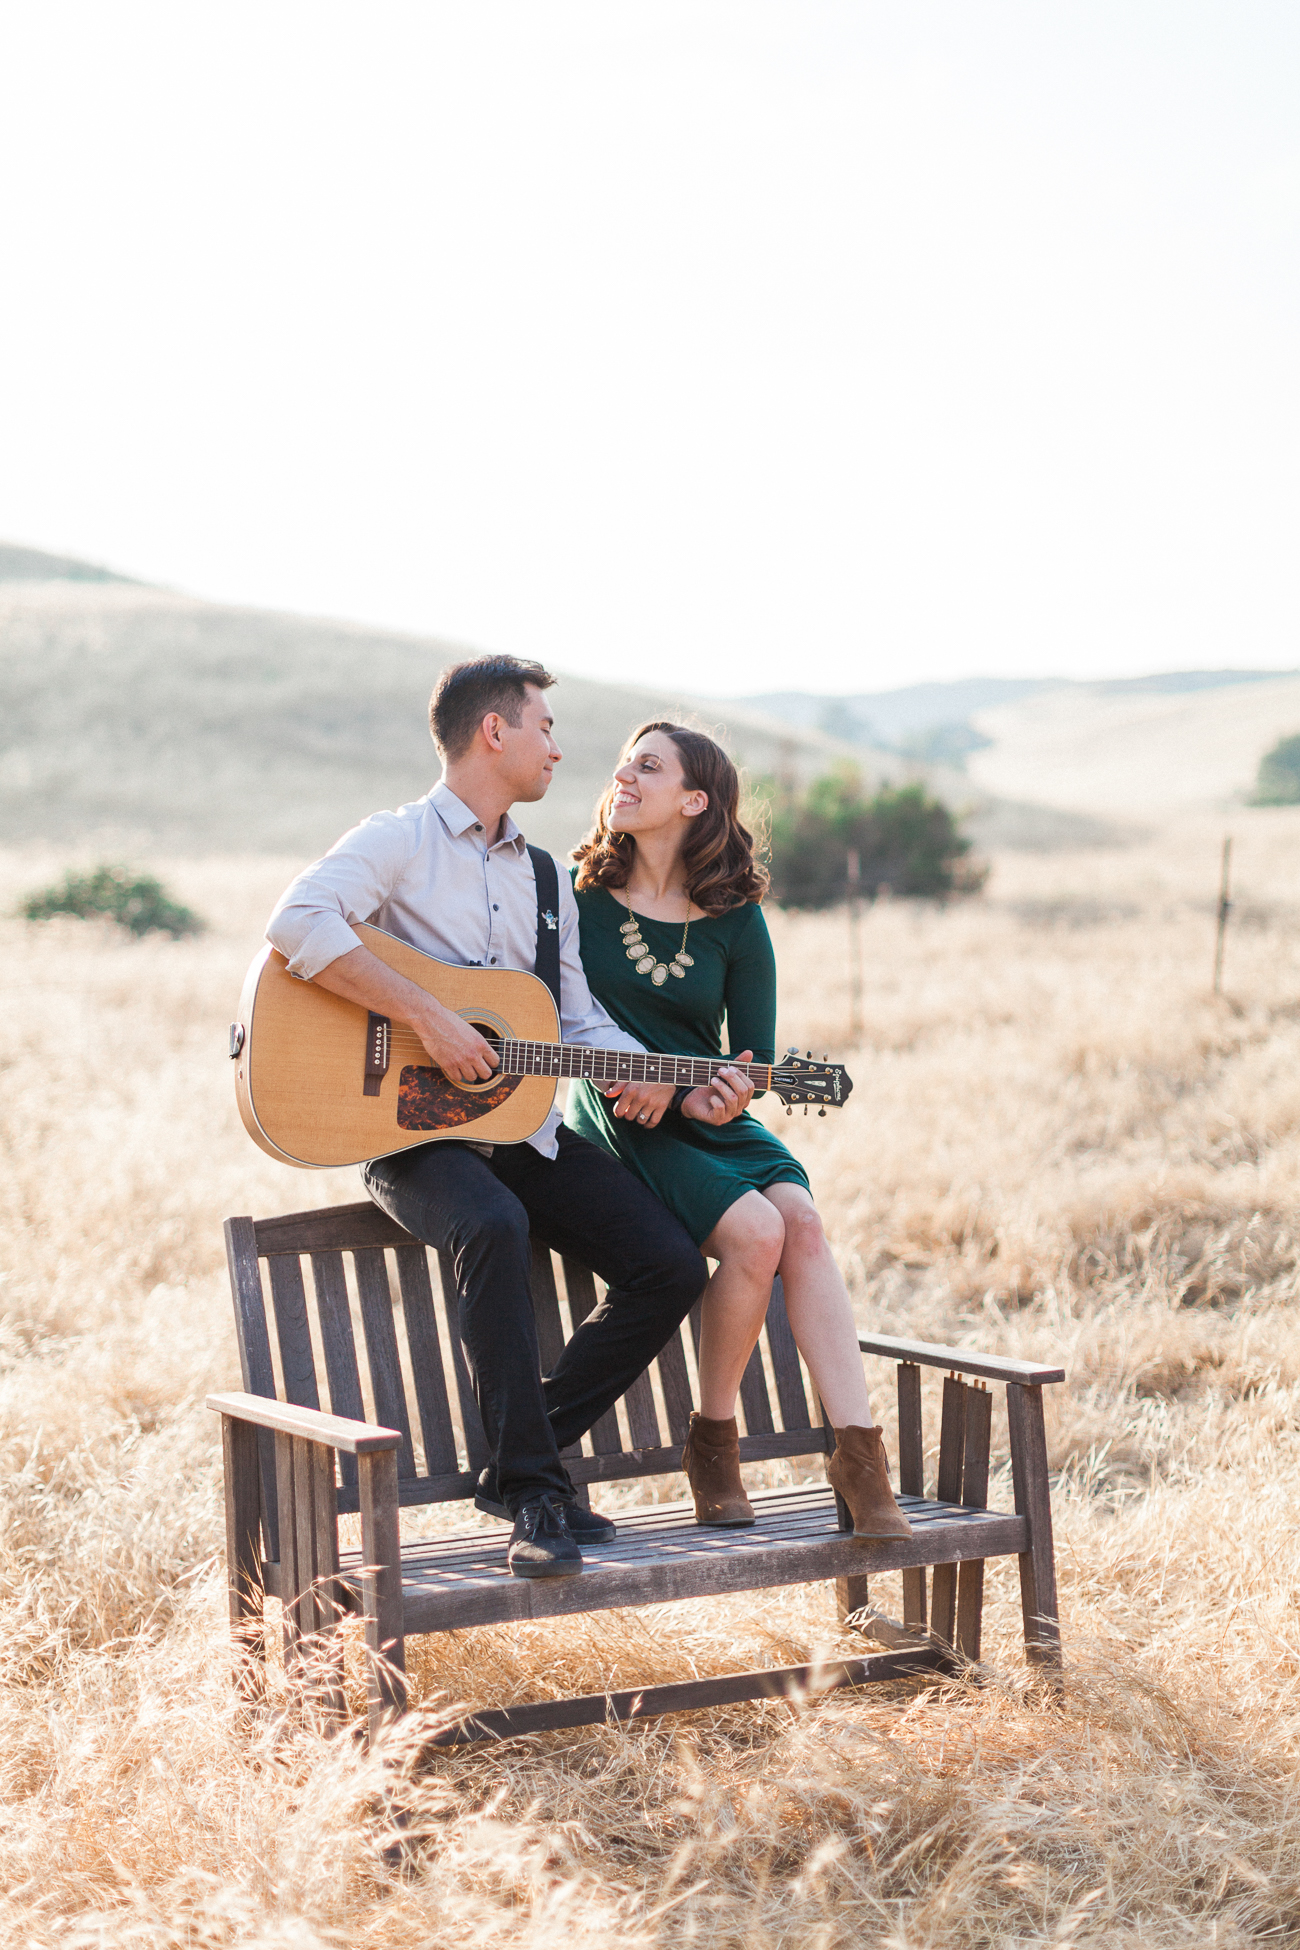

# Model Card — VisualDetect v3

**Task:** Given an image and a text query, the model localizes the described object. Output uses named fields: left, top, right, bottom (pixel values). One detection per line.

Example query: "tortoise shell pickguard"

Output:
left=397, top=1064, right=523, bottom=1130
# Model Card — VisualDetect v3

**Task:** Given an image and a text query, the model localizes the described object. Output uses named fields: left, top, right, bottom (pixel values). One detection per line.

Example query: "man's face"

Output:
left=496, top=685, right=562, bottom=803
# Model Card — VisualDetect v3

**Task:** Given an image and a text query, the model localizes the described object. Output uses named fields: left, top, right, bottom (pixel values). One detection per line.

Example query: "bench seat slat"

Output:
left=335, top=1487, right=1026, bottom=1633
left=382, top=1485, right=999, bottom=1562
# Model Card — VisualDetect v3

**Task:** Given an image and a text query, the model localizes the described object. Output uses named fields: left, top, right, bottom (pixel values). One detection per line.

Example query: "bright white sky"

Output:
left=1, top=3, right=1296, bottom=695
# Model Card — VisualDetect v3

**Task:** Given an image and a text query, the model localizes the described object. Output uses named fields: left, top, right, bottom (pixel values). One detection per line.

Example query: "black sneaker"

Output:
left=476, top=1468, right=617, bottom=1543
left=507, top=1493, right=584, bottom=1580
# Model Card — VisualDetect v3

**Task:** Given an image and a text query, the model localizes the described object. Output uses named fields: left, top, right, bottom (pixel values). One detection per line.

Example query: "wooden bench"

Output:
left=209, top=1199, right=1064, bottom=1743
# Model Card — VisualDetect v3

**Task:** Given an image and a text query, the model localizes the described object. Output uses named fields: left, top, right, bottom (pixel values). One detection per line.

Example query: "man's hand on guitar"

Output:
left=309, top=943, right=499, bottom=1083
left=681, top=1053, right=755, bottom=1126
left=413, top=1000, right=500, bottom=1083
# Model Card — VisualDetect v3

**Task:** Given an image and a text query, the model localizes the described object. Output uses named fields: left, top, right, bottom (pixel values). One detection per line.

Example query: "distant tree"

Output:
left=19, top=865, right=204, bottom=938
left=762, top=768, right=985, bottom=909
left=1252, top=733, right=1300, bottom=805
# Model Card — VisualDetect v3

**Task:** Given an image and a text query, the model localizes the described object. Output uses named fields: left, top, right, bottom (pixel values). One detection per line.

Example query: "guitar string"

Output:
left=382, top=1026, right=781, bottom=1089
left=375, top=1025, right=834, bottom=1093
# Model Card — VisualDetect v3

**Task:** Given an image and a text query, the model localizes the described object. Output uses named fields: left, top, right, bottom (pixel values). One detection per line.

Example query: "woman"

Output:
left=566, top=721, right=910, bottom=1540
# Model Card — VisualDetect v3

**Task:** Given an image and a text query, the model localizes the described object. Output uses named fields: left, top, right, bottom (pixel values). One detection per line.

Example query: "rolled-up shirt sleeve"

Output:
left=266, top=811, right=417, bottom=980
left=554, top=869, right=644, bottom=1054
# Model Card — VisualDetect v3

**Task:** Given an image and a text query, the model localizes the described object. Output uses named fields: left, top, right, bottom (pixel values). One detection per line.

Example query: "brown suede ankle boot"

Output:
left=827, top=1426, right=913, bottom=1539
left=682, top=1412, right=755, bottom=1527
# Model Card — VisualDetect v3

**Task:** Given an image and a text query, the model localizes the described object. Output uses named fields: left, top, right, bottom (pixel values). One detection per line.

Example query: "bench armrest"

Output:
left=207, top=1391, right=403, bottom=1454
left=857, top=1335, right=1065, bottom=1387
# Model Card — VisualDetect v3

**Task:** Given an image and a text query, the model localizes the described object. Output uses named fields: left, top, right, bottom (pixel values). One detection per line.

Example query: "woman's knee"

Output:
left=778, top=1198, right=830, bottom=1267
left=712, top=1194, right=785, bottom=1279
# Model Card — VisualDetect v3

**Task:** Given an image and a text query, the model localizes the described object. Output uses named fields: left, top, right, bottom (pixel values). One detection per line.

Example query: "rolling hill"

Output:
left=965, top=677, right=1300, bottom=813
left=741, top=670, right=1297, bottom=816
left=9, top=538, right=1269, bottom=867
left=0, top=561, right=863, bottom=859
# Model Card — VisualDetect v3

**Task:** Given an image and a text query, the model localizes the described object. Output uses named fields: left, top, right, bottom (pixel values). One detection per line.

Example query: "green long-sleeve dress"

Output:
left=565, top=878, right=810, bottom=1245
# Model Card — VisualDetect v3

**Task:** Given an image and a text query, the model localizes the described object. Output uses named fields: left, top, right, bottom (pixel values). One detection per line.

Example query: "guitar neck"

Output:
left=495, top=1040, right=773, bottom=1091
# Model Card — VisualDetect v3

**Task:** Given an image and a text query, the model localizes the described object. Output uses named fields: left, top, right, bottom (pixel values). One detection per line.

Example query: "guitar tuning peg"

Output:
left=818, top=1107, right=827, bottom=1117
left=786, top=1106, right=792, bottom=1117
left=785, top=1045, right=798, bottom=1056
left=803, top=1104, right=808, bottom=1116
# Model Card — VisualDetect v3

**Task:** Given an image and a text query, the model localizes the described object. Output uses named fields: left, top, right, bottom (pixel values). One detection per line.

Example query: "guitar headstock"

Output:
left=768, top=1048, right=854, bottom=1113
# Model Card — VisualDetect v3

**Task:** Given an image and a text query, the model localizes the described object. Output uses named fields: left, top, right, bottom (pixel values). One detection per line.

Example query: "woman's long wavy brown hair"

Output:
left=573, top=721, right=769, bottom=916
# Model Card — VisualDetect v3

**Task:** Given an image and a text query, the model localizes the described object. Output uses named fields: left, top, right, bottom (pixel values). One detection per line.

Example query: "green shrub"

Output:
left=1252, top=733, right=1300, bottom=805
left=19, top=865, right=204, bottom=938
left=763, top=769, right=985, bottom=909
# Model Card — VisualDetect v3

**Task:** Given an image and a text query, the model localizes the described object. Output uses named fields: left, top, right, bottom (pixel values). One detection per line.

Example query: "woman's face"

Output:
left=607, top=731, right=707, bottom=838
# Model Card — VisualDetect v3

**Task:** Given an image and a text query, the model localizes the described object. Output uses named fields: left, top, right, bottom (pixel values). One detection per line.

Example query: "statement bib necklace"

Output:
left=620, top=886, right=694, bottom=986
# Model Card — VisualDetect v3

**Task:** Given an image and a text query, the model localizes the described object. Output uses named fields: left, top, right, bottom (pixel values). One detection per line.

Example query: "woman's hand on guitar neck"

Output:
left=681, top=1053, right=755, bottom=1126
left=603, top=1079, right=676, bottom=1128
left=311, top=944, right=500, bottom=1082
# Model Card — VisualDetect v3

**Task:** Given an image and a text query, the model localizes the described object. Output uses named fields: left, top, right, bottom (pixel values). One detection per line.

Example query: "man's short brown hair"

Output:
left=428, top=655, right=556, bottom=759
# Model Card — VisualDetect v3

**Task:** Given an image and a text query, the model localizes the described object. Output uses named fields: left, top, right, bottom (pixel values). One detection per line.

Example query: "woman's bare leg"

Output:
left=762, top=1182, right=874, bottom=1428
left=696, top=1191, right=786, bottom=1420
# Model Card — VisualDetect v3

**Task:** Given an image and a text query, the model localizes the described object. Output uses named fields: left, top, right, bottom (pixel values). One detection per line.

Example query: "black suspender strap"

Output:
left=526, top=844, right=562, bottom=1013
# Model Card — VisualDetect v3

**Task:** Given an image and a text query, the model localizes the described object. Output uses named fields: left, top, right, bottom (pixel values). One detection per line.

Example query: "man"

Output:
left=266, top=655, right=712, bottom=1580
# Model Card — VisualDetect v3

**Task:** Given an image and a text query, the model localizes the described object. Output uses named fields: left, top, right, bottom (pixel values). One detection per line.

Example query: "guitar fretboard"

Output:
left=494, top=1040, right=775, bottom=1091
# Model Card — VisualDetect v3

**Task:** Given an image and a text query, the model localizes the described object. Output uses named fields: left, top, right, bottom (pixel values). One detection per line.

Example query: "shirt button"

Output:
left=492, top=903, right=499, bottom=911
left=474, top=823, right=483, bottom=832
left=489, top=956, right=497, bottom=964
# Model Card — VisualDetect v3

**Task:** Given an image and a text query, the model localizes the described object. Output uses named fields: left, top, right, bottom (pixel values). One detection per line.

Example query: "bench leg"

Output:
left=837, top=1572, right=872, bottom=1625
left=222, top=1414, right=265, bottom=1702
left=359, top=1449, right=407, bottom=1738
left=1007, top=1382, right=1063, bottom=1687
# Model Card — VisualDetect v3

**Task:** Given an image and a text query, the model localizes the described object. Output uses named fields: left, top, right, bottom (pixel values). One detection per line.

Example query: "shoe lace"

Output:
left=519, top=1492, right=573, bottom=1540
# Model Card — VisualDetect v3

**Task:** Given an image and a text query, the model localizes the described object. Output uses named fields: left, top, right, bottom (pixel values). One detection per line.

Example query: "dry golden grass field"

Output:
left=2, top=808, right=1299, bottom=1948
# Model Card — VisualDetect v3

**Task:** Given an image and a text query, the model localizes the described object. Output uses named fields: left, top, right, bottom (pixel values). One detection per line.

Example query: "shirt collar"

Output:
left=430, top=779, right=526, bottom=851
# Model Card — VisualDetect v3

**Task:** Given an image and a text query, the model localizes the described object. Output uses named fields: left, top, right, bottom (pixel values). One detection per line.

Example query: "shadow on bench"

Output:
left=209, top=1200, right=1064, bottom=1743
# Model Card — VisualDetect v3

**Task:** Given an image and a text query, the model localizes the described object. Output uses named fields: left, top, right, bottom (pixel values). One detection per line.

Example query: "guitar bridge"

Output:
left=363, top=1012, right=391, bottom=1096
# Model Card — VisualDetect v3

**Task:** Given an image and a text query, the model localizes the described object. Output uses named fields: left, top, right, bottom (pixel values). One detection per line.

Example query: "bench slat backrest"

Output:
left=225, top=1201, right=828, bottom=1545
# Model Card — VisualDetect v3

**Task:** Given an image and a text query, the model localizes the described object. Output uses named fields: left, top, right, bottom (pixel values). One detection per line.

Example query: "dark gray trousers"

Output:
left=363, top=1126, right=706, bottom=1511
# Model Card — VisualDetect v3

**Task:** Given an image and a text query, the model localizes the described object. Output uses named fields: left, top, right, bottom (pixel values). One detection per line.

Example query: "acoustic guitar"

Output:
left=231, top=922, right=853, bottom=1168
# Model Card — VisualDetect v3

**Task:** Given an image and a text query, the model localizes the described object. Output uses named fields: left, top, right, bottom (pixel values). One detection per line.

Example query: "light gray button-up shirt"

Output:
left=265, top=780, right=643, bottom=1157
